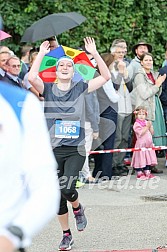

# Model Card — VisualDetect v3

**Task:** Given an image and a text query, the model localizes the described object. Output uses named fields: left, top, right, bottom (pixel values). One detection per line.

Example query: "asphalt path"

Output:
left=28, top=157, right=167, bottom=252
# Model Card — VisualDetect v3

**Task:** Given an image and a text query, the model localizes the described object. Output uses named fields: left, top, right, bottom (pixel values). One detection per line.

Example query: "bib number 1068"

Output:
left=59, top=125, right=77, bottom=134
left=55, top=120, right=80, bottom=139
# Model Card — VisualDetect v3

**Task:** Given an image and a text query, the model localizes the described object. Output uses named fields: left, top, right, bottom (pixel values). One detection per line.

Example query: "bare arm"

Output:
left=0, top=236, right=15, bottom=252
left=148, top=121, right=154, bottom=135
left=28, top=41, right=50, bottom=94
left=155, top=74, right=166, bottom=87
left=29, top=87, right=44, bottom=101
left=84, top=37, right=111, bottom=93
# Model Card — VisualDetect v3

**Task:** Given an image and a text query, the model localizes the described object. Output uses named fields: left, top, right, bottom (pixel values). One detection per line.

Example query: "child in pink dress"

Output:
left=131, top=106, right=157, bottom=180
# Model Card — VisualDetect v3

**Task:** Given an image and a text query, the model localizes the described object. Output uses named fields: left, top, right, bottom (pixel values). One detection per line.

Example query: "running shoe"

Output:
left=58, top=233, right=74, bottom=251
left=75, top=180, right=85, bottom=188
left=74, top=204, right=87, bottom=231
left=165, top=160, right=167, bottom=167
left=124, top=158, right=131, bottom=166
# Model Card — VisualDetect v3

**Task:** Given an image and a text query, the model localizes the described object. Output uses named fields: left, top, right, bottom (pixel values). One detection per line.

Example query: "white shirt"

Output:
left=23, top=72, right=32, bottom=90
left=102, top=79, right=120, bottom=103
left=0, top=82, right=60, bottom=248
left=0, top=67, right=5, bottom=77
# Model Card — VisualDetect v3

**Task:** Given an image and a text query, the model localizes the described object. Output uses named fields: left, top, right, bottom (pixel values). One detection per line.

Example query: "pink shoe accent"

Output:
left=73, top=209, right=80, bottom=215
left=64, top=233, right=70, bottom=236
left=137, top=174, right=148, bottom=180
left=146, top=173, right=156, bottom=179
left=124, top=158, right=131, bottom=165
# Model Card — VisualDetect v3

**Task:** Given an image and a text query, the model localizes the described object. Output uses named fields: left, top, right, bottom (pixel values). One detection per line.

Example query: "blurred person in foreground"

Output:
left=159, top=63, right=167, bottom=132
left=0, top=81, right=60, bottom=252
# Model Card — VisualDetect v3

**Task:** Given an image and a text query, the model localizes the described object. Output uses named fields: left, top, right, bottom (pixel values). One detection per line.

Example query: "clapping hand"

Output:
left=93, top=132, right=99, bottom=139
left=117, top=61, right=126, bottom=74
left=146, top=121, right=152, bottom=128
left=147, top=120, right=154, bottom=134
left=155, top=74, right=166, bottom=87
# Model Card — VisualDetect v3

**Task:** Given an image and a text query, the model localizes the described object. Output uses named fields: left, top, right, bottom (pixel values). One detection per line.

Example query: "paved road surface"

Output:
left=28, top=158, right=167, bottom=252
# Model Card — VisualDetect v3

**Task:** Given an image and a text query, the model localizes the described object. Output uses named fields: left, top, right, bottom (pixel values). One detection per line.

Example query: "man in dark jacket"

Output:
left=159, top=65, right=167, bottom=130
left=0, top=51, right=10, bottom=79
left=2, top=56, right=23, bottom=88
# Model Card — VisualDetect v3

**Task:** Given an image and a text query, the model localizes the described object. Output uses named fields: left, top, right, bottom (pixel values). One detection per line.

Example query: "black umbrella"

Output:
left=21, top=12, right=86, bottom=43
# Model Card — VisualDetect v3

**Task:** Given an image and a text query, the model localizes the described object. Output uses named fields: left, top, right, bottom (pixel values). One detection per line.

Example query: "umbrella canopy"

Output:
left=0, top=30, right=11, bottom=41
left=21, top=12, right=86, bottom=43
left=38, top=45, right=96, bottom=83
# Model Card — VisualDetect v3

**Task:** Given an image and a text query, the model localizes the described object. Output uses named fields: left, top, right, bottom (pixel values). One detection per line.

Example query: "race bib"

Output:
left=55, top=120, right=80, bottom=139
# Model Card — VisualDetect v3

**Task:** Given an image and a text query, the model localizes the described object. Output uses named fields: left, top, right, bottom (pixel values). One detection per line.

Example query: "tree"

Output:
left=1, top=0, right=167, bottom=68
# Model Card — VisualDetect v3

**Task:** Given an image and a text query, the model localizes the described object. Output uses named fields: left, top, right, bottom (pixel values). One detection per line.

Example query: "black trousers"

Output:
left=53, top=145, right=86, bottom=215
left=93, top=107, right=118, bottom=180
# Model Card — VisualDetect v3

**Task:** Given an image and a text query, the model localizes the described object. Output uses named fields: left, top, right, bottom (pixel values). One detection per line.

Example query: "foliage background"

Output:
left=0, top=0, right=167, bottom=68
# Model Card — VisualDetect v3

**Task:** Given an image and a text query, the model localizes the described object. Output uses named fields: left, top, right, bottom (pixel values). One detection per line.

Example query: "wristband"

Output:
left=7, top=226, right=24, bottom=241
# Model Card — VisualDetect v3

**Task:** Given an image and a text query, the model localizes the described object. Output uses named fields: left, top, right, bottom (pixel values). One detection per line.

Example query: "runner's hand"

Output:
left=39, top=41, right=50, bottom=55
left=84, top=37, right=97, bottom=56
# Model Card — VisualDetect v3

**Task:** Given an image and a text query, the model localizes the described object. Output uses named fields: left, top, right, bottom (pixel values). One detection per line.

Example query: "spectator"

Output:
left=162, top=42, right=167, bottom=67
left=19, top=45, right=32, bottom=80
left=111, top=39, right=132, bottom=165
left=0, top=51, right=11, bottom=79
left=47, top=36, right=59, bottom=50
left=79, top=45, right=100, bottom=183
left=0, top=45, right=14, bottom=55
left=93, top=52, right=120, bottom=179
left=127, top=41, right=152, bottom=83
left=2, top=55, right=23, bottom=88
left=109, top=45, right=132, bottom=176
left=132, top=52, right=166, bottom=173
left=131, top=106, right=157, bottom=180
left=111, top=38, right=131, bottom=65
